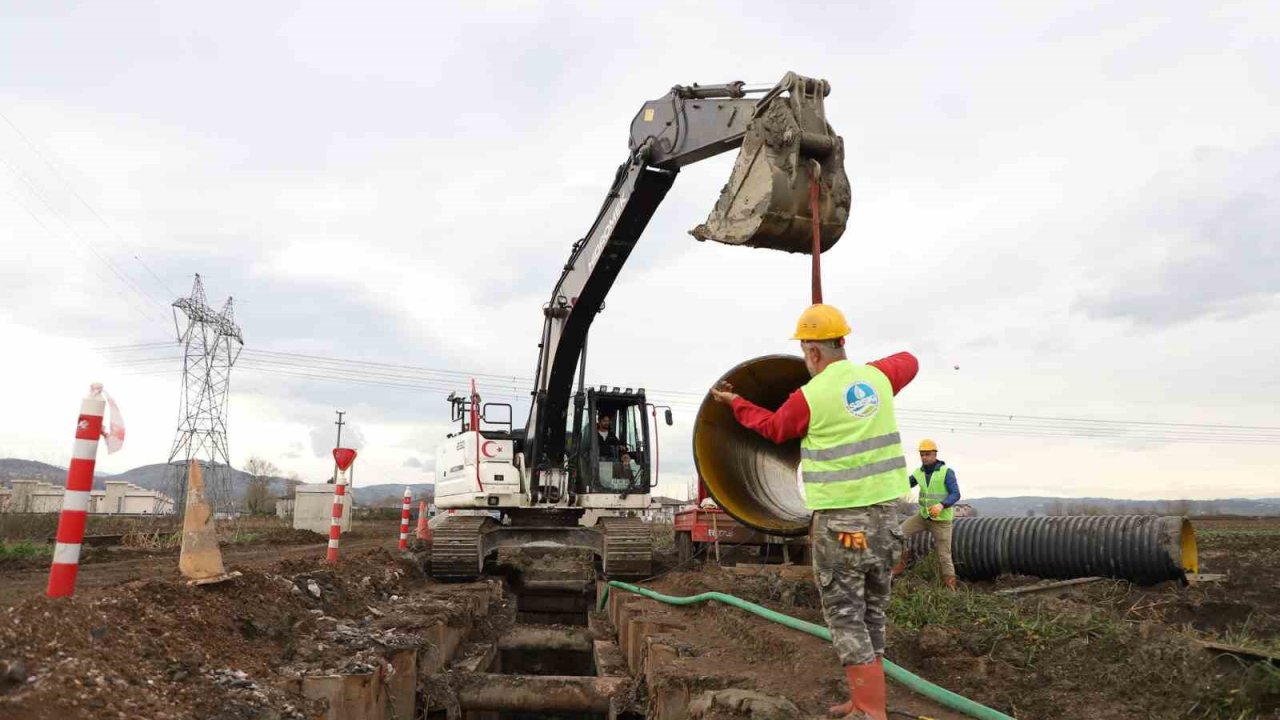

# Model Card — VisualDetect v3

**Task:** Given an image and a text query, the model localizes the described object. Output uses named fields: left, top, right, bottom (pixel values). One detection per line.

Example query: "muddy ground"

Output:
left=650, top=517, right=1280, bottom=720
left=0, top=525, right=376, bottom=607
left=1, top=517, right=1276, bottom=719
left=633, top=568, right=966, bottom=720
left=0, top=545, right=438, bottom=719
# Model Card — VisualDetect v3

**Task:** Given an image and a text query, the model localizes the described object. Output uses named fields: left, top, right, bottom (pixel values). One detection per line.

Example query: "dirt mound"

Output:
left=658, top=565, right=822, bottom=620
left=256, top=528, right=327, bottom=546
left=0, top=548, right=422, bottom=719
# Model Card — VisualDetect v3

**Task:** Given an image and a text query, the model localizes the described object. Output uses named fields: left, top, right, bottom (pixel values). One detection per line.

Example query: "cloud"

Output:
left=280, top=441, right=305, bottom=460
left=309, top=423, right=366, bottom=458
left=1, top=1, right=1278, bottom=500
left=403, top=456, right=435, bottom=471
left=1077, top=143, right=1280, bottom=326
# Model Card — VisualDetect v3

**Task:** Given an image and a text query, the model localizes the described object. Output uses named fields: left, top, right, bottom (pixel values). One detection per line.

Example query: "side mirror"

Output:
left=664, top=408, right=674, bottom=426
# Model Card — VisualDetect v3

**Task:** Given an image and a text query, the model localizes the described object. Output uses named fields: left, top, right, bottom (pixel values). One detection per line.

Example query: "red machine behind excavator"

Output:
left=673, top=478, right=808, bottom=566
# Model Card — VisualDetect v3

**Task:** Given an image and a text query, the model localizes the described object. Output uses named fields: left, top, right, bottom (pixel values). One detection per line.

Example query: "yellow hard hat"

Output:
left=793, top=304, right=851, bottom=341
left=918, top=439, right=938, bottom=452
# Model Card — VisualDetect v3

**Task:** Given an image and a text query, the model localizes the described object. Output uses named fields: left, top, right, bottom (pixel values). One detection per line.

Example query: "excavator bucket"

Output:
left=691, top=73, right=851, bottom=254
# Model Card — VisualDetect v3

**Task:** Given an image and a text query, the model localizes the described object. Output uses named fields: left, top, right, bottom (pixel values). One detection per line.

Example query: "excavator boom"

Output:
left=526, top=72, right=851, bottom=487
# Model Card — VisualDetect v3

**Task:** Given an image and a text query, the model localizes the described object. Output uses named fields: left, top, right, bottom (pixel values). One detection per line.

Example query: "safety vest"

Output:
left=799, top=360, right=909, bottom=510
left=913, top=463, right=954, bottom=521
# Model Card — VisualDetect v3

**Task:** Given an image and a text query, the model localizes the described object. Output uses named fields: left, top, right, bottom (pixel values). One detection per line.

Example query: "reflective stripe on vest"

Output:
left=913, top=463, right=954, bottom=522
left=799, top=360, right=910, bottom=510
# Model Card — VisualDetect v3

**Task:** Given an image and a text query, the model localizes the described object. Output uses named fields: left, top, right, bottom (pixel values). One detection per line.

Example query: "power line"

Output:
left=0, top=152, right=170, bottom=324
left=0, top=110, right=178, bottom=299
left=98, top=341, right=175, bottom=352
left=899, top=407, right=1280, bottom=433
left=4, top=185, right=163, bottom=326
left=99, top=343, right=1280, bottom=444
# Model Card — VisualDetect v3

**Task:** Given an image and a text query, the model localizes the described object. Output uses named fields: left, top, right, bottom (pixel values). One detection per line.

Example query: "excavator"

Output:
left=428, top=72, right=851, bottom=580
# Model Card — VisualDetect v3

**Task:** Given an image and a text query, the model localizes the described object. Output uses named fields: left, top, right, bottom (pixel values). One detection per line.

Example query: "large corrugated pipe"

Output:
left=693, top=354, right=810, bottom=536
left=907, top=515, right=1199, bottom=585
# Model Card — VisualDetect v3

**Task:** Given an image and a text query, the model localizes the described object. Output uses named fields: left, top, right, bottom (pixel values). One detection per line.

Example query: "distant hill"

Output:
left=123, top=462, right=301, bottom=498
left=968, top=496, right=1280, bottom=517
left=0, top=458, right=301, bottom=499
left=0, top=459, right=113, bottom=488
left=348, top=483, right=435, bottom=507
left=1, top=458, right=433, bottom=507
left=11, top=457, right=1276, bottom=516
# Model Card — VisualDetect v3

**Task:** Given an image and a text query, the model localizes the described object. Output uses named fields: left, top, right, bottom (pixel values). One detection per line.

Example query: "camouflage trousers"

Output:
left=810, top=502, right=903, bottom=666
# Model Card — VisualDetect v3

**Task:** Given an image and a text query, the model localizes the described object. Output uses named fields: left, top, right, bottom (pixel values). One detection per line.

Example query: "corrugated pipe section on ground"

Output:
left=601, top=581, right=1015, bottom=720
left=908, top=515, right=1198, bottom=585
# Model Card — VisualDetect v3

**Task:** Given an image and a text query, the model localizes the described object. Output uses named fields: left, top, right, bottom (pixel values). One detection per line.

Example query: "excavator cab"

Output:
left=572, top=387, right=652, bottom=496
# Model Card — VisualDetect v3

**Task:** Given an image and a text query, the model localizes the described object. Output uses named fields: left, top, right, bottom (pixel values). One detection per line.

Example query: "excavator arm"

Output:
left=524, top=72, right=851, bottom=489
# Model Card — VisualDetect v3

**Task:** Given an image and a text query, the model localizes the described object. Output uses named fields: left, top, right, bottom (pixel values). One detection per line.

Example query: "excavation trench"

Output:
left=442, top=552, right=626, bottom=720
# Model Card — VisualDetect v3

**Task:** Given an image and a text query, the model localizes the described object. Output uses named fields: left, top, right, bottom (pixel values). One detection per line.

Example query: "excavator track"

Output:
left=430, top=515, right=495, bottom=580
left=599, top=516, right=653, bottom=579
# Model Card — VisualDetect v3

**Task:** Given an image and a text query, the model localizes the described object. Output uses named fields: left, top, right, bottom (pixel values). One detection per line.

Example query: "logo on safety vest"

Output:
left=844, top=382, right=880, bottom=418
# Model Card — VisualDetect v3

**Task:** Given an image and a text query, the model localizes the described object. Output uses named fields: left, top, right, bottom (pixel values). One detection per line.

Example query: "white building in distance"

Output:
left=1, top=478, right=174, bottom=515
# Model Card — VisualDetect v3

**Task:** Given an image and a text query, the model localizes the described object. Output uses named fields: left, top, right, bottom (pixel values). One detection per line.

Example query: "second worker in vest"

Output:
left=711, top=304, right=917, bottom=720
left=894, top=439, right=962, bottom=589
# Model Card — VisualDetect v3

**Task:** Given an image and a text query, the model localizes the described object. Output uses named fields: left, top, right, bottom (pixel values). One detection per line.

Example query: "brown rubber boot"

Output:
left=890, top=547, right=909, bottom=578
left=944, top=575, right=959, bottom=591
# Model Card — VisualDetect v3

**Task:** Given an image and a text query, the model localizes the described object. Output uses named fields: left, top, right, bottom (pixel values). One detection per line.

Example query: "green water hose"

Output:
left=602, top=581, right=1014, bottom=720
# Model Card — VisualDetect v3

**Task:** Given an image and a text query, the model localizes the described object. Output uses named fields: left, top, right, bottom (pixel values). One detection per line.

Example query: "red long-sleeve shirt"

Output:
left=730, top=352, right=919, bottom=443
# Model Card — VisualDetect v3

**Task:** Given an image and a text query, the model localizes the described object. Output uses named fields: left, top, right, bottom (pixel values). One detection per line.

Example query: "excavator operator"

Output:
left=711, top=303, right=917, bottom=720
left=597, top=412, right=632, bottom=467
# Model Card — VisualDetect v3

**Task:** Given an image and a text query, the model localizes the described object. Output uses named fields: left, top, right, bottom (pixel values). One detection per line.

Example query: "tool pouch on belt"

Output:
left=815, top=509, right=903, bottom=569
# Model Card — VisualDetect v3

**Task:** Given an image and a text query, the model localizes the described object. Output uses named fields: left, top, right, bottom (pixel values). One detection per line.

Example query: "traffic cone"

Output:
left=179, top=460, right=237, bottom=585
left=398, top=487, right=411, bottom=551
left=415, top=501, right=432, bottom=542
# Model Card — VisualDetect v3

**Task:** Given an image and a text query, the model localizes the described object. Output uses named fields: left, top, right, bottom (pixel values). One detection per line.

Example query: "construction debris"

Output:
left=994, top=577, right=1105, bottom=596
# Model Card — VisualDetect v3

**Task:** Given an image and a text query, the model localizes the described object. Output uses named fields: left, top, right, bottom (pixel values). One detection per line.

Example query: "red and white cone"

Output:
left=46, top=385, right=106, bottom=598
left=415, top=501, right=431, bottom=541
left=398, top=487, right=411, bottom=551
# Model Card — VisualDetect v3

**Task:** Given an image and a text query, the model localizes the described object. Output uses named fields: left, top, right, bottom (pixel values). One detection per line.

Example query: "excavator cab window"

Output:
left=584, top=389, right=650, bottom=494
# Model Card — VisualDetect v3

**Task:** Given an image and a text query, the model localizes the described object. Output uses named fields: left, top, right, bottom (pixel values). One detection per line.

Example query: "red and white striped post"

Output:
left=47, top=384, right=105, bottom=598
left=398, top=487, right=411, bottom=551
left=328, top=448, right=358, bottom=564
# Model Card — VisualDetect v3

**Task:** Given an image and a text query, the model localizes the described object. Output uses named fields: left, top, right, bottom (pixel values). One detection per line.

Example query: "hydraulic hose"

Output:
left=602, top=581, right=1014, bottom=720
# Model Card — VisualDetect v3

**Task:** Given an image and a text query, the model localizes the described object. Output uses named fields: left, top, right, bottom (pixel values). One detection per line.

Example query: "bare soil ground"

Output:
left=0, top=543, right=443, bottom=719
left=646, top=517, right=1280, bottom=720
left=640, top=567, right=968, bottom=720
left=0, top=521, right=389, bottom=607
left=2, top=517, right=1275, bottom=719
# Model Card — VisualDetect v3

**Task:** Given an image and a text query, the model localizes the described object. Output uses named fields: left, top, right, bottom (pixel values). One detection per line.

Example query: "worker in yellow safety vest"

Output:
left=711, top=304, right=918, bottom=720
left=893, top=439, right=962, bottom=589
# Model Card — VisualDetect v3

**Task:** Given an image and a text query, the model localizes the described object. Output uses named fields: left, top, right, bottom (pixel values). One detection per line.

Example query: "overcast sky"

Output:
left=1, top=2, right=1277, bottom=501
